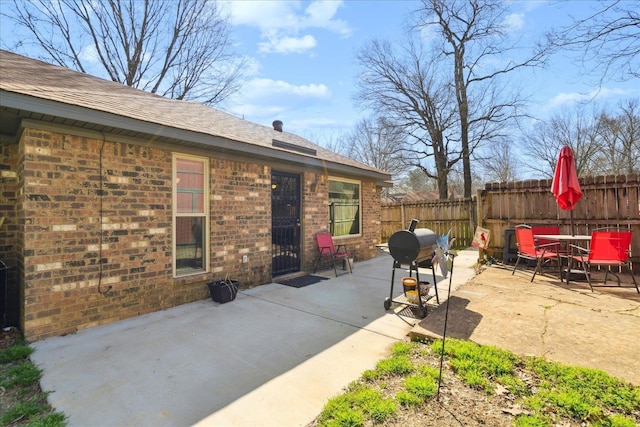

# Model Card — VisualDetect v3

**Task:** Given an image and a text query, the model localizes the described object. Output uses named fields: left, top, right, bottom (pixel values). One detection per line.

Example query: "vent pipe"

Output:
left=272, top=120, right=283, bottom=132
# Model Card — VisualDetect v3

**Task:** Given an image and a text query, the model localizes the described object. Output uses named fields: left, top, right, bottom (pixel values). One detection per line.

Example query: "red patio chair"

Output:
left=512, top=224, right=562, bottom=282
left=570, top=228, right=639, bottom=293
left=532, top=224, right=568, bottom=257
left=313, top=232, right=352, bottom=277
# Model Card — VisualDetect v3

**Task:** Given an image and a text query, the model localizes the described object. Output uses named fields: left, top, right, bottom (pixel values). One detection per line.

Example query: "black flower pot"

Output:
left=207, top=280, right=239, bottom=304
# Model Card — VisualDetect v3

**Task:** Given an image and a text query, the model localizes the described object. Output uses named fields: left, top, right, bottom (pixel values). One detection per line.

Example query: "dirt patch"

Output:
left=306, top=342, right=636, bottom=427
left=364, top=371, right=520, bottom=427
left=0, top=326, right=21, bottom=349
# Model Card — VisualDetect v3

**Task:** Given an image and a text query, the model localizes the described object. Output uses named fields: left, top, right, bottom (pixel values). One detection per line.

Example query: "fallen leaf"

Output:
left=495, top=384, right=509, bottom=395
left=502, top=406, right=531, bottom=416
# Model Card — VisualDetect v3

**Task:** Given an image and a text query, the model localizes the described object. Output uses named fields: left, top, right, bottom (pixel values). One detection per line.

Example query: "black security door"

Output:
left=271, top=172, right=301, bottom=276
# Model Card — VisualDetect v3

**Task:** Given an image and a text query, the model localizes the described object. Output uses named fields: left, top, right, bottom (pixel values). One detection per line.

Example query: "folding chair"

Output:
left=570, top=228, right=639, bottom=293
left=512, top=224, right=562, bottom=282
left=532, top=224, right=568, bottom=258
left=313, top=232, right=352, bottom=277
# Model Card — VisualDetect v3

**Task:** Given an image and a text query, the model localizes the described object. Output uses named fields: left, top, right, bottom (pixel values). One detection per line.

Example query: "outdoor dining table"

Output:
left=534, top=234, right=591, bottom=283
left=534, top=234, right=591, bottom=243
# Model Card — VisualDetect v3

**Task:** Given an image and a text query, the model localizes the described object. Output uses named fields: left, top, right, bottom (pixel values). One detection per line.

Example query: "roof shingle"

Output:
left=0, top=49, right=390, bottom=179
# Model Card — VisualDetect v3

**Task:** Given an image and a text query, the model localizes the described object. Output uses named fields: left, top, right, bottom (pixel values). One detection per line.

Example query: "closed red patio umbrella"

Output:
left=551, top=146, right=582, bottom=235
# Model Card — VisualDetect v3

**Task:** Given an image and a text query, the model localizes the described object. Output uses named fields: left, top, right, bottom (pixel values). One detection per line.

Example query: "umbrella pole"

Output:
left=570, top=211, right=574, bottom=236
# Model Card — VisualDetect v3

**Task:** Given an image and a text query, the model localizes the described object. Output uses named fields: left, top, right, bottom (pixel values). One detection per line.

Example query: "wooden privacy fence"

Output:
left=381, top=198, right=476, bottom=247
left=478, top=174, right=640, bottom=269
left=381, top=174, right=640, bottom=271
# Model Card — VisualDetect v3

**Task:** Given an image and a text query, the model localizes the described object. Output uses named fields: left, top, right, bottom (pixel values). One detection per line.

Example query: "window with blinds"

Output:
left=328, top=178, right=361, bottom=237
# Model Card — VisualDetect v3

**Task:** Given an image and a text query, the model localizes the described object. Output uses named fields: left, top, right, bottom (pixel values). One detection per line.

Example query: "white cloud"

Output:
left=502, top=13, right=525, bottom=32
left=223, top=1, right=301, bottom=31
left=518, top=0, right=548, bottom=13
left=239, top=56, right=262, bottom=78
left=79, top=44, right=100, bottom=63
left=223, top=0, right=351, bottom=55
left=545, top=92, right=590, bottom=110
left=544, top=87, right=636, bottom=111
left=225, top=77, right=332, bottom=124
left=303, top=1, right=351, bottom=36
left=243, top=78, right=331, bottom=99
left=259, top=34, right=317, bottom=54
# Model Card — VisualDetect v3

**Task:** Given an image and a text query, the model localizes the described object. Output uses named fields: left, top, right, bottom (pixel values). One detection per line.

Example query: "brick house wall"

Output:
left=209, top=159, right=272, bottom=289
left=15, top=129, right=271, bottom=339
left=20, top=130, right=175, bottom=339
left=300, top=172, right=382, bottom=271
left=2, top=126, right=384, bottom=340
left=361, top=178, right=383, bottom=259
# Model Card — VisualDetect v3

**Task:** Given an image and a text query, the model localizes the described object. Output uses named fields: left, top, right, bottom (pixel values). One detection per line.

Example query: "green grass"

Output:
left=434, top=339, right=521, bottom=394
left=2, top=362, right=43, bottom=388
left=317, top=382, right=397, bottom=426
left=403, top=374, right=438, bottom=399
left=312, top=339, right=640, bottom=427
left=521, top=358, right=640, bottom=425
left=0, top=335, right=66, bottom=427
left=0, top=342, right=33, bottom=363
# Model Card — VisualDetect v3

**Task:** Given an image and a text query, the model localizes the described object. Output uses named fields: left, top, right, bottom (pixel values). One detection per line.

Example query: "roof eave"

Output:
left=0, top=90, right=392, bottom=182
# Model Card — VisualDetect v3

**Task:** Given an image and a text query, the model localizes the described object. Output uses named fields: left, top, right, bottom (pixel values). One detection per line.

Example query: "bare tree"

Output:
left=595, top=99, right=640, bottom=174
left=301, top=129, right=348, bottom=156
left=342, top=116, right=407, bottom=177
left=617, top=99, right=640, bottom=173
left=355, top=37, right=458, bottom=199
left=547, top=0, right=640, bottom=83
left=520, top=106, right=603, bottom=178
left=521, top=100, right=640, bottom=178
left=475, top=139, right=521, bottom=183
left=416, top=0, right=548, bottom=198
left=5, top=0, right=243, bottom=105
left=403, top=168, right=438, bottom=193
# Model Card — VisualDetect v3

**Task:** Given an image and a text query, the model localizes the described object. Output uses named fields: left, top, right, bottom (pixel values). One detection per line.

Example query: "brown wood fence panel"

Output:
left=478, top=174, right=640, bottom=271
left=381, top=198, right=476, bottom=247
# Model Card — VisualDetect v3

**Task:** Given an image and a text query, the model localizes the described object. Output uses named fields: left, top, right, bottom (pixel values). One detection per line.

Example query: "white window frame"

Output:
left=172, top=154, right=210, bottom=277
left=328, top=177, right=362, bottom=238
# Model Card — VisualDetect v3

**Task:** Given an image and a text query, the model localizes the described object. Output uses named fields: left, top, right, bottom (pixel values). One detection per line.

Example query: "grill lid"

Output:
left=388, top=228, right=438, bottom=264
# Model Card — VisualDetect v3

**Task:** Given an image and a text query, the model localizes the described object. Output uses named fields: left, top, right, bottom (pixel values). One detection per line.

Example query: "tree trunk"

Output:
left=434, top=149, right=449, bottom=199
left=454, top=48, right=472, bottom=199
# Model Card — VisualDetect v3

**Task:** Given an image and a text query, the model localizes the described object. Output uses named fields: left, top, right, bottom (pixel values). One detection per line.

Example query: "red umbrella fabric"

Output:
left=551, top=146, right=582, bottom=210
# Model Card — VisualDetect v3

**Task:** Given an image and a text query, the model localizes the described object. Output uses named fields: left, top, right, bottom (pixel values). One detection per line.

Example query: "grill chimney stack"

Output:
left=273, top=120, right=283, bottom=132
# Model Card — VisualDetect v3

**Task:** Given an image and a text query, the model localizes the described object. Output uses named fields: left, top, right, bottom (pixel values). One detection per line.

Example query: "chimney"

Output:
left=272, top=120, right=283, bottom=132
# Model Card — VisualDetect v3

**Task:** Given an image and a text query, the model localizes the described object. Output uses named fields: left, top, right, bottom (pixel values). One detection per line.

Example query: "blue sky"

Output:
left=217, top=0, right=639, bottom=141
left=1, top=0, right=638, bottom=145
left=219, top=0, right=411, bottom=137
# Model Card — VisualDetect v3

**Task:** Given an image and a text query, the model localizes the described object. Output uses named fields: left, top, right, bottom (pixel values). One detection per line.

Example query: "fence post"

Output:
left=475, top=189, right=485, bottom=262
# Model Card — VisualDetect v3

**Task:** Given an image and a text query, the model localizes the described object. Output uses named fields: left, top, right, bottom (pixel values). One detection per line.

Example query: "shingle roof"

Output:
left=0, top=49, right=391, bottom=181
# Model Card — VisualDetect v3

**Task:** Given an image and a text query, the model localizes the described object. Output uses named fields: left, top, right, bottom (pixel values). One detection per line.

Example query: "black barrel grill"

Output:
left=384, top=220, right=441, bottom=318
left=388, top=227, right=438, bottom=266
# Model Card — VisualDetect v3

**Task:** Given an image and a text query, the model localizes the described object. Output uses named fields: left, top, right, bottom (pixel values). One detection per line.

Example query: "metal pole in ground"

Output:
left=436, top=252, right=455, bottom=400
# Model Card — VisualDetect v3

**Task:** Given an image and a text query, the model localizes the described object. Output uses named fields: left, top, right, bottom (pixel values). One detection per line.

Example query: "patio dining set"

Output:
left=511, top=224, right=639, bottom=294
left=507, top=145, right=637, bottom=294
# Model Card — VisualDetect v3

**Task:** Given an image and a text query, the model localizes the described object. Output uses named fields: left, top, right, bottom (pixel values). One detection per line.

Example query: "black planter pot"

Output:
left=207, top=280, right=239, bottom=303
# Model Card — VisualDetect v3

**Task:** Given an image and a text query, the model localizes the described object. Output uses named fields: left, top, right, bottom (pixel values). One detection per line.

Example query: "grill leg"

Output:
left=389, top=261, right=398, bottom=300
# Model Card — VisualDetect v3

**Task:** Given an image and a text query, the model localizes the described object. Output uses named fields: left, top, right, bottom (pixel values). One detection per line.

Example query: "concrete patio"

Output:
left=30, top=248, right=640, bottom=426
left=31, top=249, right=477, bottom=427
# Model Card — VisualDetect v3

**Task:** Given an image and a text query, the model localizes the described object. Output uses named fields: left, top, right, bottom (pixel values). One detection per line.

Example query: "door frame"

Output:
left=271, top=171, right=301, bottom=276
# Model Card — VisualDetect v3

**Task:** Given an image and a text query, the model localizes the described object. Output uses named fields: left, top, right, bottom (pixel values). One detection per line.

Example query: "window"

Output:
left=173, top=155, right=209, bottom=276
left=328, top=178, right=361, bottom=237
